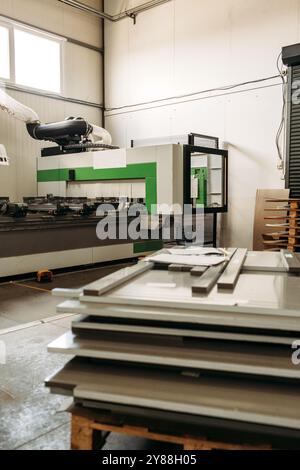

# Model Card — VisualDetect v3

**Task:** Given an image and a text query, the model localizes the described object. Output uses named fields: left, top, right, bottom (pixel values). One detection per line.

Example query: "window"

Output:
left=14, top=29, right=62, bottom=93
left=0, top=25, right=10, bottom=79
left=0, top=18, right=63, bottom=94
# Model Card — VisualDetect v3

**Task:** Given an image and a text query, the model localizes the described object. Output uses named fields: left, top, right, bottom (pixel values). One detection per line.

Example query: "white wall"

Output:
left=0, top=0, right=103, bottom=200
left=104, top=0, right=300, bottom=248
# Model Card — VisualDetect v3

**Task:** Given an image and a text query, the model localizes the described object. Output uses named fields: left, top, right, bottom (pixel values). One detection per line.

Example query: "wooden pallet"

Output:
left=70, top=407, right=272, bottom=451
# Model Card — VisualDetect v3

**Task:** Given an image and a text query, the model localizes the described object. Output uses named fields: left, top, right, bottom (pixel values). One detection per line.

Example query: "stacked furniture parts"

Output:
left=253, top=189, right=289, bottom=251
left=47, top=248, right=300, bottom=449
left=263, top=198, right=300, bottom=252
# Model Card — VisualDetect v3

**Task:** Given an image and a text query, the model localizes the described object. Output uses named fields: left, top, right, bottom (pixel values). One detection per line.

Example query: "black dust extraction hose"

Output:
left=26, top=118, right=92, bottom=145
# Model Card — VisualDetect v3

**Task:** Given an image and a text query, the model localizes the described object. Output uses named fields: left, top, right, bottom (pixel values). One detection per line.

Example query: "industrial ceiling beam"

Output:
left=58, top=0, right=172, bottom=22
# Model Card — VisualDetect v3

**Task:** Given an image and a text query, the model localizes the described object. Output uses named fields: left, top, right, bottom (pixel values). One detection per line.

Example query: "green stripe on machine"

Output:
left=37, top=163, right=157, bottom=214
left=37, top=163, right=156, bottom=182
left=133, top=241, right=163, bottom=254
left=145, top=177, right=157, bottom=214
left=37, top=168, right=70, bottom=182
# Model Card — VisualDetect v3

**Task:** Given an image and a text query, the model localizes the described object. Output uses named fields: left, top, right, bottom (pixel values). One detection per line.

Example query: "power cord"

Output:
left=105, top=74, right=281, bottom=112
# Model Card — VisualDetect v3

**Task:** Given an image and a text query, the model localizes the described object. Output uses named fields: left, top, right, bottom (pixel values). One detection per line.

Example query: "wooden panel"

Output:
left=46, top=358, right=300, bottom=430
left=169, top=264, right=193, bottom=272
left=71, top=315, right=298, bottom=346
left=192, top=262, right=227, bottom=294
left=190, top=266, right=208, bottom=276
left=83, top=262, right=153, bottom=296
left=191, top=248, right=236, bottom=294
left=217, top=249, right=248, bottom=289
left=48, top=330, right=300, bottom=380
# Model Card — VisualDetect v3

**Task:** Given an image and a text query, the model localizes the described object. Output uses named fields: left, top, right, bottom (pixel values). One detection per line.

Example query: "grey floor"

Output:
left=0, top=262, right=134, bottom=331
left=0, top=263, right=179, bottom=450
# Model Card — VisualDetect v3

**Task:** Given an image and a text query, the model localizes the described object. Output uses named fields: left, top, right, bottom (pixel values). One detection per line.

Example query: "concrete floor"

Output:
left=0, top=262, right=134, bottom=331
left=0, top=263, right=180, bottom=450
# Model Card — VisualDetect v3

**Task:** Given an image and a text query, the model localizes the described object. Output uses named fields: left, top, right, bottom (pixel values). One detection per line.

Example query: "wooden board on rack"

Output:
left=272, top=234, right=300, bottom=239
left=262, top=232, right=290, bottom=237
left=264, top=209, right=300, bottom=212
left=262, top=240, right=287, bottom=246
left=264, top=217, right=300, bottom=221
left=265, top=199, right=300, bottom=203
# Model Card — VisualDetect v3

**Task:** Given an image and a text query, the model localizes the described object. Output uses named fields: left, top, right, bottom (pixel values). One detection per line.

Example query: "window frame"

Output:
left=0, top=20, right=13, bottom=82
left=0, top=16, right=65, bottom=95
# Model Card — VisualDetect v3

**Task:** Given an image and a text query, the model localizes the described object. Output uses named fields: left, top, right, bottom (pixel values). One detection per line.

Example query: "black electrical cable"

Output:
left=105, top=74, right=281, bottom=112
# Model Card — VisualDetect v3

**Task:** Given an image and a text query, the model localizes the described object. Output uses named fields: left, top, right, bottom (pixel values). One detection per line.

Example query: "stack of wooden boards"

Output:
left=46, top=252, right=300, bottom=448
left=263, top=198, right=300, bottom=252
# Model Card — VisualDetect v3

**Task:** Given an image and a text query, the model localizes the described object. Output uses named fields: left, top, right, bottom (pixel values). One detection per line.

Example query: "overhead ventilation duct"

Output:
left=58, top=0, right=172, bottom=22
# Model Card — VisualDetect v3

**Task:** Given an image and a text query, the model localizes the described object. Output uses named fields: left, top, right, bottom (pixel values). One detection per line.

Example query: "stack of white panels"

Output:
left=46, top=251, right=300, bottom=446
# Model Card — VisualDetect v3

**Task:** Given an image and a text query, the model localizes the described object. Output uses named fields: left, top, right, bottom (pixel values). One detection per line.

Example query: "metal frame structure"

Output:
left=59, top=0, right=173, bottom=23
left=183, top=145, right=228, bottom=213
left=183, top=145, right=228, bottom=246
left=129, top=135, right=226, bottom=247
left=187, top=133, right=219, bottom=149
left=130, top=132, right=219, bottom=149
